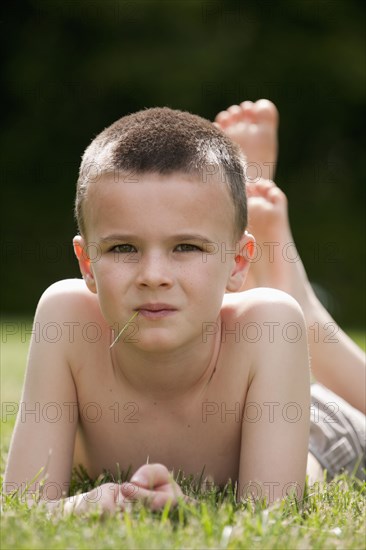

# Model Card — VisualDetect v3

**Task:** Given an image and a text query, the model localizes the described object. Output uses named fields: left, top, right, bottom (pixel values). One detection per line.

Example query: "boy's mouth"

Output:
left=135, top=303, right=177, bottom=319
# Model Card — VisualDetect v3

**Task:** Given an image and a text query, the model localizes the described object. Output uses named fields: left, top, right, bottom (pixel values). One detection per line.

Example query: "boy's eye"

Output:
left=175, top=243, right=202, bottom=252
left=111, top=244, right=137, bottom=253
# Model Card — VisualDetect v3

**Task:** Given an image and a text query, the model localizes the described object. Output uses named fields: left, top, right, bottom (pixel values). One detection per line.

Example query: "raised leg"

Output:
left=215, top=101, right=366, bottom=414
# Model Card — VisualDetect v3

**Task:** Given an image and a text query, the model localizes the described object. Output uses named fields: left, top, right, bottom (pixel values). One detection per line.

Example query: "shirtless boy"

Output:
left=4, top=101, right=365, bottom=514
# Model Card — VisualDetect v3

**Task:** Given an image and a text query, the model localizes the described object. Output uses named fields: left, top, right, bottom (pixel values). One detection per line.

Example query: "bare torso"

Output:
left=68, top=280, right=252, bottom=487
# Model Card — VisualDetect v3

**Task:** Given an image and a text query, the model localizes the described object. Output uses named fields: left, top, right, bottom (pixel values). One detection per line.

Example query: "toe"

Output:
left=256, top=178, right=275, bottom=193
left=268, top=185, right=287, bottom=206
left=227, top=105, right=242, bottom=122
left=214, top=110, right=231, bottom=128
left=247, top=178, right=275, bottom=198
left=239, top=101, right=255, bottom=122
left=254, top=100, right=279, bottom=126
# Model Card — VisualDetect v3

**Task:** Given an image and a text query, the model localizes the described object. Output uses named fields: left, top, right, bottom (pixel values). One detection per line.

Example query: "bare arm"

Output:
left=4, top=283, right=79, bottom=503
left=4, top=282, right=188, bottom=515
left=238, top=291, right=311, bottom=505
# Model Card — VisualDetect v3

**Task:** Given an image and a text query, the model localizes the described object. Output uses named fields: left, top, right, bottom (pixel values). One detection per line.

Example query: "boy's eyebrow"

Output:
left=99, top=233, right=215, bottom=243
left=169, top=233, right=215, bottom=243
left=100, top=234, right=137, bottom=242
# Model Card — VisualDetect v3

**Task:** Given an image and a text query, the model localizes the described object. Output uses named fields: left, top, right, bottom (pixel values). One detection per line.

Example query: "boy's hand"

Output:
left=120, top=463, right=186, bottom=511
left=52, top=482, right=127, bottom=515
left=47, top=465, right=194, bottom=516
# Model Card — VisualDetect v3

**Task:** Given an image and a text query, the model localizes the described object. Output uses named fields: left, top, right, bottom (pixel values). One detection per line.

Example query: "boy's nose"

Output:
left=135, top=254, right=174, bottom=288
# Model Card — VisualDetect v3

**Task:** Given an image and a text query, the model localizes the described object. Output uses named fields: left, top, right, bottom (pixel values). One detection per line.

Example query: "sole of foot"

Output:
left=214, top=99, right=279, bottom=181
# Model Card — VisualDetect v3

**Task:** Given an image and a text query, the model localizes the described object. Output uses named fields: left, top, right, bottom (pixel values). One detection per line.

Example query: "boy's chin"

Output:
left=129, top=331, right=189, bottom=353
left=132, top=339, right=180, bottom=353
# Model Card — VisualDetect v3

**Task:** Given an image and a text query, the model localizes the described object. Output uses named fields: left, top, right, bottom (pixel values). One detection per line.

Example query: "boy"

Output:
left=4, top=101, right=365, bottom=514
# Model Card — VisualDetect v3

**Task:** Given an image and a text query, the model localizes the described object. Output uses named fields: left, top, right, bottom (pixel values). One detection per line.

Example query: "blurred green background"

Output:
left=1, top=0, right=365, bottom=327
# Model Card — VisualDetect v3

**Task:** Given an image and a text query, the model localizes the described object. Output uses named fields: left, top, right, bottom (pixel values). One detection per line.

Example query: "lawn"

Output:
left=1, top=319, right=365, bottom=550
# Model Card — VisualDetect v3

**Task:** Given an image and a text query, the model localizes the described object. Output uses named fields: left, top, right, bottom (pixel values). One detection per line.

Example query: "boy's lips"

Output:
left=135, top=303, right=177, bottom=312
left=134, top=303, right=178, bottom=319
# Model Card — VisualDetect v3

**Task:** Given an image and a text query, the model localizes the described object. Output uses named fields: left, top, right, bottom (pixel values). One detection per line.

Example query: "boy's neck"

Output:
left=110, top=322, right=222, bottom=401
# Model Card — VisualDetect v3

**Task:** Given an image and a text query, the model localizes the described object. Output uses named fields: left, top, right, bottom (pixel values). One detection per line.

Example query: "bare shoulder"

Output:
left=40, top=278, right=92, bottom=301
left=37, top=278, right=103, bottom=322
left=222, top=288, right=308, bottom=381
left=222, top=287, right=304, bottom=323
left=33, top=278, right=109, bottom=370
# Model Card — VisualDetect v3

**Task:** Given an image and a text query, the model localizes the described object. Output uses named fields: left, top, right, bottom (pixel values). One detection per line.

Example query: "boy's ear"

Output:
left=73, top=236, right=97, bottom=294
left=225, top=231, right=255, bottom=292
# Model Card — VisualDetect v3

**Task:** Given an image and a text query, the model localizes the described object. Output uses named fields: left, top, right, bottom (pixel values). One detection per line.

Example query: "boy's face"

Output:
left=74, top=172, right=250, bottom=352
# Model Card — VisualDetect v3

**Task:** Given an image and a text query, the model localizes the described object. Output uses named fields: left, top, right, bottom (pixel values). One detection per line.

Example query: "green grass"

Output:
left=1, top=320, right=365, bottom=549
left=1, top=477, right=365, bottom=550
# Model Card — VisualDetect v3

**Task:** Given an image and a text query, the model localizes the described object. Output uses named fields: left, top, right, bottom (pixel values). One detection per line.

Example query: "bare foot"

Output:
left=214, top=99, right=278, bottom=181
left=214, top=99, right=308, bottom=299
left=242, top=178, right=312, bottom=307
left=243, top=178, right=366, bottom=413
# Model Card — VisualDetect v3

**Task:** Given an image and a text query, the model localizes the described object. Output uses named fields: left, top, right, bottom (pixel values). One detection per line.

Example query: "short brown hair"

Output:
left=75, top=107, right=247, bottom=239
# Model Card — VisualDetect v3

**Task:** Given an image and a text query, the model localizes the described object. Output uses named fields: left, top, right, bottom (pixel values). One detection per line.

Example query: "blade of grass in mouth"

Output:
left=110, top=310, right=139, bottom=349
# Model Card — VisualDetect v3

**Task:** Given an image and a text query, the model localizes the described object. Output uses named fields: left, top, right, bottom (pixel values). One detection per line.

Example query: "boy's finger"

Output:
left=120, top=483, right=176, bottom=511
left=130, top=463, right=170, bottom=489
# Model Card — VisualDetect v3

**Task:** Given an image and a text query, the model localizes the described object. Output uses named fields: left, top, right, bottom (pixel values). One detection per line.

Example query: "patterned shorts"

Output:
left=309, top=383, right=366, bottom=481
